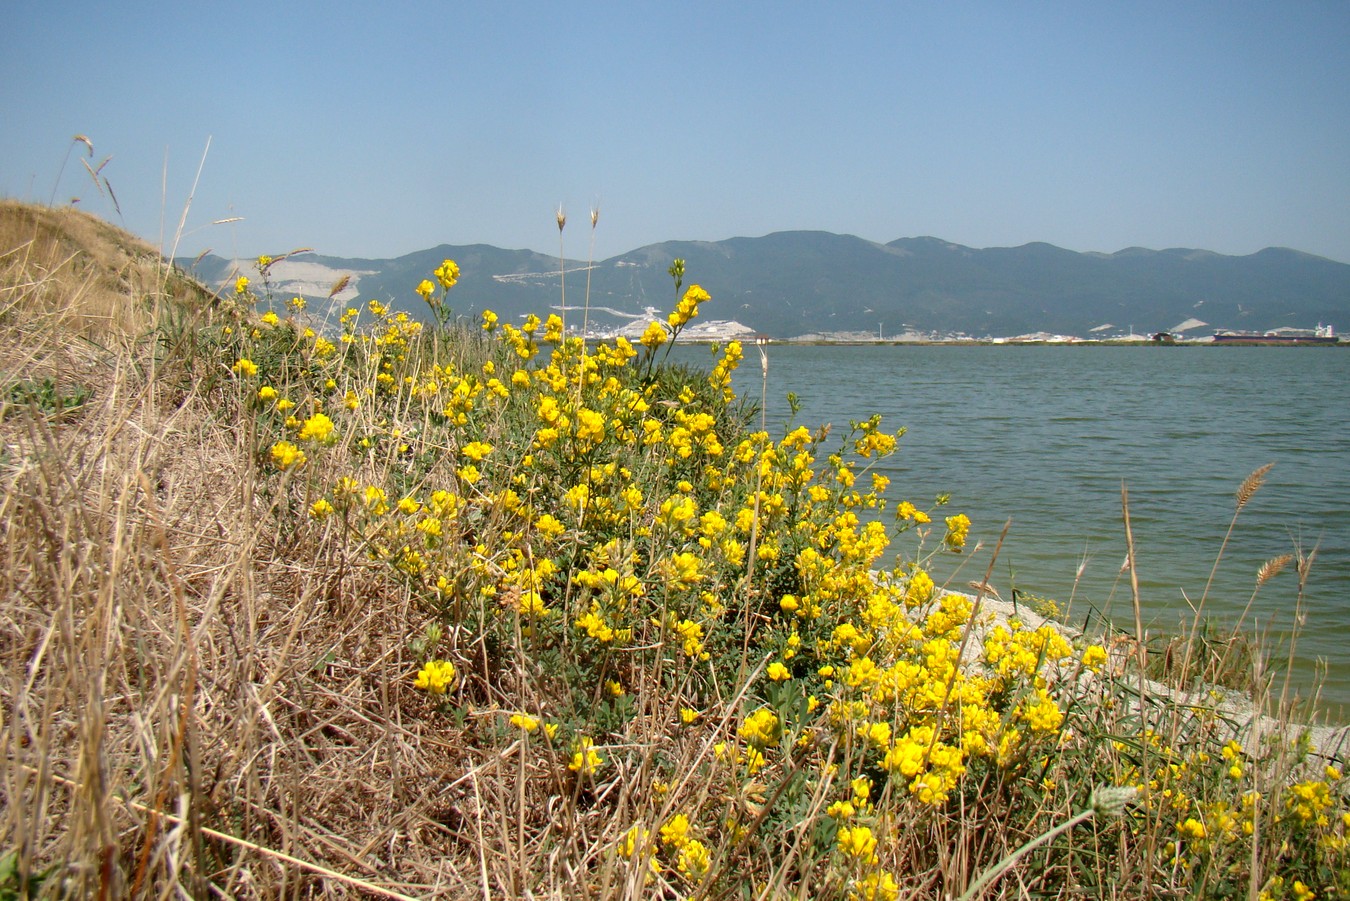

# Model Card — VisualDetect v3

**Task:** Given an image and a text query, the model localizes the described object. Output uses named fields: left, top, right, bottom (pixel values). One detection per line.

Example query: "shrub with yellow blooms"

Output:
left=209, top=254, right=1347, bottom=901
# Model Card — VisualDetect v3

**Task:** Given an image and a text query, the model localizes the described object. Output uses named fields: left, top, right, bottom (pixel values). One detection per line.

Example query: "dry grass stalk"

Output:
left=1236, top=462, right=1275, bottom=511
left=1256, top=553, right=1295, bottom=588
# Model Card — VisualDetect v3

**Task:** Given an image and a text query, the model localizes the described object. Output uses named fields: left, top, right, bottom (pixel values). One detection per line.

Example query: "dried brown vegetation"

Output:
left=0, top=202, right=473, bottom=898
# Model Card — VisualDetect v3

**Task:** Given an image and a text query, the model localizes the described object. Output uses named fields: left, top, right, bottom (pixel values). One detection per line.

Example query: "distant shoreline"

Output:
left=674, top=337, right=1349, bottom=347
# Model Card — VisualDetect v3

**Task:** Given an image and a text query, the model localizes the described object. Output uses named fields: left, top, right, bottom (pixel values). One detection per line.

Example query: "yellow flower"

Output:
left=536, top=513, right=565, bottom=537
left=543, top=313, right=564, bottom=343
left=257, top=385, right=277, bottom=401
left=680, top=707, right=700, bottom=724
left=837, top=825, right=878, bottom=862
left=862, top=721, right=892, bottom=750
left=639, top=320, right=668, bottom=349
left=309, top=498, right=335, bottom=518
left=896, top=501, right=930, bottom=524
left=1177, top=817, right=1207, bottom=841
left=234, top=275, right=250, bottom=294
left=260, top=310, right=280, bottom=326
left=413, top=659, right=456, bottom=694
left=767, top=661, right=791, bottom=682
left=659, top=551, right=703, bottom=588
left=270, top=441, right=306, bottom=470
left=415, top=279, right=435, bottom=302
left=568, top=737, right=604, bottom=776
left=660, top=813, right=692, bottom=848
left=232, top=357, right=258, bottom=377
left=677, top=839, right=710, bottom=879
left=744, top=746, right=767, bottom=774
left=739, top=707, right=779, bottom=747
left=509, top=713, right=541, bottom=732
left=673, top=618, right=708, bottom=659
left=575, top=408, right=606, bottom=443
left=435, top=259, right=460, bottom=289
left=617, top=824, right=652, bottom=861
left=1020, top=688, right=1064, bottom=733
left=904, top=569, right=934, bottom=607
left=668, top=284, right=711, bottom=328
left=364, top=485, right=390, bottom=515
left=827, top=800, right=856, bottom=820
left=461, top=440, right=493, bottom=462
left=850, top=870, right=899, bottom=901
left=944, top=513, right=971, bottom=550
left=298, top=412, right=335, bottom=442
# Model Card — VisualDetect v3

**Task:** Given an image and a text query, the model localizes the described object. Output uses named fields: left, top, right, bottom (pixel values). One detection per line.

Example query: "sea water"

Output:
left=672, top=343, right=1350, bottom=712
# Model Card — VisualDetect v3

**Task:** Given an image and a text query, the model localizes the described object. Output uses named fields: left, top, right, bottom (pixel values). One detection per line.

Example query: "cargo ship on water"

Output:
left=1212, top=324, right=1340, bottom=345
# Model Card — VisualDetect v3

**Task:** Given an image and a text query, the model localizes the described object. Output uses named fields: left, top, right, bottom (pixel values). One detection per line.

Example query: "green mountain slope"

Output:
left=187, top=232, right=1350, bottom=339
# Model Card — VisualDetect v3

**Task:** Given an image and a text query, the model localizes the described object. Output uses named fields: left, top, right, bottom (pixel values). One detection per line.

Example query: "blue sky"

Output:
left=3, top=1, right=1348, bottom=264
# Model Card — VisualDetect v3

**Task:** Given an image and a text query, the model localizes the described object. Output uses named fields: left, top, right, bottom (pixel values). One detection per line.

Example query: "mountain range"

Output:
left=186, top=232, right=1350, bottom=340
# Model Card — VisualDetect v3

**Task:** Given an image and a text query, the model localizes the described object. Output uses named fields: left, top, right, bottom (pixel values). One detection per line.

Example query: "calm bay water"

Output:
left=675, top=344, right=1350, bottom=711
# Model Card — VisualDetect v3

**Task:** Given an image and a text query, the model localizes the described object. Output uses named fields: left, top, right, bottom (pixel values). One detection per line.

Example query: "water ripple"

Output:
left=697, top=344, right=1350, bottom=707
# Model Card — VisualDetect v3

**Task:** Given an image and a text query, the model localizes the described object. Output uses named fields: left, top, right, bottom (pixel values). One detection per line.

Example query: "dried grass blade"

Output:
left=80, top=157, right=107, bottom=197
left=271, top=246, right=315, bottom=264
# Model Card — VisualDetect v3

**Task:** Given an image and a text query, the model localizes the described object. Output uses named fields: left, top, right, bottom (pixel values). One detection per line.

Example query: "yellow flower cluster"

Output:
left=639, top=319, right=667, bottom=350
left=270, top=440, right=305, bottom=470
left=658, top=813, right=711, bottom=881
left=434, top=258, right=460, bottom=289
left=568, top=736, right=604, bottom=776
left=508, top=712, right=559, bottom=738
left=667, top=284, right=710, bottom=329
left=413, top=659, right=456, bottom=694
left=943, top=513, right=971, bottom=551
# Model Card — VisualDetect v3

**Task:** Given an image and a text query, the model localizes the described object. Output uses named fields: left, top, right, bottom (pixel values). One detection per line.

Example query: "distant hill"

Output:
left=186, top=232, right=1350, bottom=339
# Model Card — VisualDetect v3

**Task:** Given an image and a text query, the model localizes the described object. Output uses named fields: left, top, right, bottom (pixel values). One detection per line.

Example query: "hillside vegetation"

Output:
left=2, top=201, right=1347, bottom=899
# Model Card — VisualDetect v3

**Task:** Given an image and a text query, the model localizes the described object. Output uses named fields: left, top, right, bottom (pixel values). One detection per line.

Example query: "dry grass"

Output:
left=0, top=202, right=480, bottom=897
left=0, top=199, right=201, bottom=342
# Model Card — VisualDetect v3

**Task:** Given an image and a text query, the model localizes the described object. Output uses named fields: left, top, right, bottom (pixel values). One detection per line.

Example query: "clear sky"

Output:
left=3, top=1, right=1349, bottom=264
